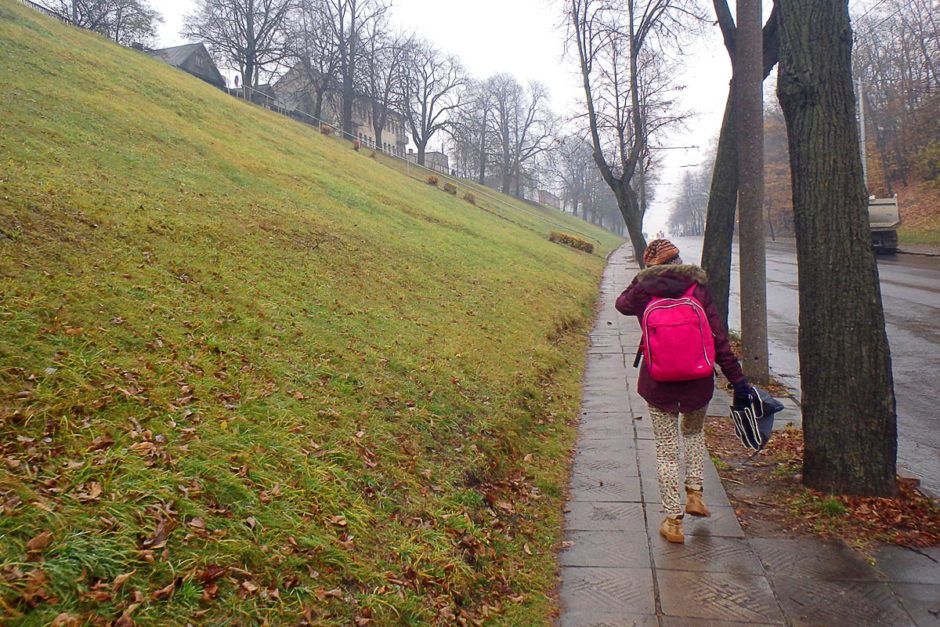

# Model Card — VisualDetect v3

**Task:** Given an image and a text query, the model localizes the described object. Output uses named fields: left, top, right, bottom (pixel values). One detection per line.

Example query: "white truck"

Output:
left=868, top=196, right=900, bottom=254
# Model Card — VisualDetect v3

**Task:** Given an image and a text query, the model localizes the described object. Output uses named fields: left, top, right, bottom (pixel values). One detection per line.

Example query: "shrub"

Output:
left=549, top=231, right=594, bottom=254
left=442, top=182, right=457, bottom=195
left=320, top=124, right=333, bottom=136
left=462, top=192, right=476, bottom=205
left=426, top=175, right=439, bottom=186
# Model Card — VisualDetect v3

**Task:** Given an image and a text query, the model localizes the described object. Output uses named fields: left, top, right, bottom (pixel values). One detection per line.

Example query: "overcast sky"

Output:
left=154, top=1, right=783, bottom=235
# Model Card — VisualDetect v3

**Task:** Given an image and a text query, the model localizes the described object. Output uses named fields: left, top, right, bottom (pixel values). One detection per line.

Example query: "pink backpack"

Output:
left=641, top=284, right=716, bottom=382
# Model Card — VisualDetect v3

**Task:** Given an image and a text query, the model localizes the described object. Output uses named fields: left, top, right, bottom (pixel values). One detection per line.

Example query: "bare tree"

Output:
left=360, top=24, right=411, bottom=151
left=184, top=0, right=295, bottom=90
left=106, top=0, right=161, bottom=45
left=38, top=0, right=161, bottom=44
left=400, top=39, right=466, bottom=166
left=777, top=0, right=897, bottom=495
left=555, top=134, right=594, bottom=217
left=488, top=75, right=558, bottom=196
left=287, top=0, right=341, bottom=119
left=853, top=0, right=940, bottom=191
left=317, top=0, right=390, bottom=136
left=567, top=0, right=702, bottom=266
left=668, top=167, right=710, bottom=236
left=448, top=78, right=497, bottom=183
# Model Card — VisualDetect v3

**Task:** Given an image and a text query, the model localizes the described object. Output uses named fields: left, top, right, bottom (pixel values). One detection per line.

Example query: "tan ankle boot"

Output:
left=659, top=517, right=684, bottom=543
left=685, top=489, right=710, bottom=517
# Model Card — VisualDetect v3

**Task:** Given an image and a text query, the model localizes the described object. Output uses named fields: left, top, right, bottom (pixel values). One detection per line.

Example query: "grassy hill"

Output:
left=0, top=1, right=622, bottom=624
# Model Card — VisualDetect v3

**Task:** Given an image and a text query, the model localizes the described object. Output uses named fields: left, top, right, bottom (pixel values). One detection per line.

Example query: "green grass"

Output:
left=899, top=223, right=940, bottom=247
left=0, top=2, right=622, bottom=623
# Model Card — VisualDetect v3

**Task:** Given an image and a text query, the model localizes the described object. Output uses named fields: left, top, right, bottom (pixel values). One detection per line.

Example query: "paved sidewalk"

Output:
left=558, top=243, right=940, bottom=626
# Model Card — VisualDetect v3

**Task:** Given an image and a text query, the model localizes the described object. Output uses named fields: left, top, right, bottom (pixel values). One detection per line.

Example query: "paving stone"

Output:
left=559, top=567, right=656, bottom=615
left=578, top=424, right=634, bottom=442
left=561, top=612, right=659, bottom=627
left=651, top=536, right=764, bottom=574
left=581, top=395, right=633, bottom=414
left=580, top=409, right=634, bottom=420
left=873, top=545, right=940, bottom=584
left=750, top=538, right=882, bottom=582
left=685, top=505, right=743, bottom=537
left=564, top=502, right=647, bottom=532
left=560, top=530, right=651, bottom=569
left=588, top=335, right=625, bottom=347
left=637, top=462, right=730, bottom=507
left=588, top=347, right=627, bottom=356
left=578, top=439, right=637, bottom=458
left=570, top=454, right=639, bottom=478
left=706, top=394, right=731, bottom=417
left=578, top=414, right=634, bottom=432
left=767, top=575, right=915, bottom=626
left=659, top=618, right=782, bottom=626
left=889, top=582, right=940, bottom=626
left=644, top=505, right=744, bottom=539
left=586, top=352, right=627, bottom=367
left=584, top=366, right=630, bottom=382
left=569, top=473, right=642, bottom=503
left=657, top=571, right=784, bottom=624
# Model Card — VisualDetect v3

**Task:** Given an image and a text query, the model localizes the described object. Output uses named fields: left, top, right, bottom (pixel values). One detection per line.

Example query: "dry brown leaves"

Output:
left=706, top=415, right=940, bottom=549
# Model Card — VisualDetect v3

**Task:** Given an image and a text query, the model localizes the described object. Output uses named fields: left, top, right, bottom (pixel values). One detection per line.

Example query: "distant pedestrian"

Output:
left=615, top=239, right=752, bottom=544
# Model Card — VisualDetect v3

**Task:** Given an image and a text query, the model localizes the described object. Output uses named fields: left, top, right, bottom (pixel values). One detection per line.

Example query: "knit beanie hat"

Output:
left=643, top=239, right=681, bottom=266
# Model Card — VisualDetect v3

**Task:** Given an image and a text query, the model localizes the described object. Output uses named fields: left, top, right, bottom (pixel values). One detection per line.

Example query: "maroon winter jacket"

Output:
left=615, top=263, right=745, bottom=413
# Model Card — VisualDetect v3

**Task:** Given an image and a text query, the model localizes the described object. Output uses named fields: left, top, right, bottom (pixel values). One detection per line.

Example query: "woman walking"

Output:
left=615, top=239, right=751, bottom=543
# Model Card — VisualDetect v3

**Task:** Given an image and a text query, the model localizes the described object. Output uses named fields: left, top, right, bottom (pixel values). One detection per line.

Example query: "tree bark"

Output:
left=736, top=0, right=769, bottom=383
left=701, top=90, right=738, bottom=327
left=701, top=2, right=780, bottom=330
left=777, top=0, right=897, bottom=495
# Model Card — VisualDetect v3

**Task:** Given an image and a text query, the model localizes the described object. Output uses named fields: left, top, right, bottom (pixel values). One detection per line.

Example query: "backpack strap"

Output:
left=682, top=282, right=698, bottom=299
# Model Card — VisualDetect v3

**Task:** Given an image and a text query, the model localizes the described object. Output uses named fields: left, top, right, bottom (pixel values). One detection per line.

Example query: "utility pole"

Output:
left=857, top=78, right=868, bottom=188
left=735, top=0, right=770, bottom=383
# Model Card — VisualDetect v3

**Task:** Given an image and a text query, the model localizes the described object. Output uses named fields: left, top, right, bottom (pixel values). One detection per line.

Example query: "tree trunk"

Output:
left=777, top=0, right=897, bottom=496
left=616, top=187, right=646, bottom=266
left=701, top=3, right=780, bottom=331
left=416, top=142, right=427, bottom=166
left=736, top=0, right=769, bottom=383
left=701, top=90, right=738, bottom=328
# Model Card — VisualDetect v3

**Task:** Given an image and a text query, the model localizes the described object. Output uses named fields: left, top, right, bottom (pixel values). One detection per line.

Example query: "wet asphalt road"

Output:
left=670, top=236, right=940, bottom=496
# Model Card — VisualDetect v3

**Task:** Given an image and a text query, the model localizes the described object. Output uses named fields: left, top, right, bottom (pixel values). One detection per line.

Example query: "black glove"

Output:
left=732, top=380, right=753, bottom=406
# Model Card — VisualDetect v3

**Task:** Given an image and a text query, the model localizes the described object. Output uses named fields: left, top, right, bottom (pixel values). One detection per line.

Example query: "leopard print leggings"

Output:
left=648, top=405, right=707, bottom=519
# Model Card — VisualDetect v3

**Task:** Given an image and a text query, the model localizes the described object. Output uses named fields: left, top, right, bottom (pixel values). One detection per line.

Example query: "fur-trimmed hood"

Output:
left=634, top=263, right=708, bottom=285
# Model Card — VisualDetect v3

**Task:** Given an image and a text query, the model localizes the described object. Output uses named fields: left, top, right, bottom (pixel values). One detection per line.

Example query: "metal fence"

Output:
left=15, top=0, right=71, bottom=23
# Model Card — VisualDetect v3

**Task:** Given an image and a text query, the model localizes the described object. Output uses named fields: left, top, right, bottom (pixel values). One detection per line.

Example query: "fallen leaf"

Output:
left=111, top=569, right=137, bottom=593
left=51, top=613, right=79, bottom=627
left=114, top=602, right=141, bottom=626
left=523, top=543, right=532, bottom=556
left=26, top=530, right=54, bottom=553
left=141, top=519, right=174, bottom=550
left=328, top=515, right=348, bottom=527
left=150, top=580, right=176, bottom=601
left=188, top=517, right=206, bottom=530
left=202, top=582, right=219, bottom=600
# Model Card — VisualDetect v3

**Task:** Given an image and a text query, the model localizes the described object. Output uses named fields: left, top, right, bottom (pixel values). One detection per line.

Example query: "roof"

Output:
left=146, top=43, right=204, bottom=67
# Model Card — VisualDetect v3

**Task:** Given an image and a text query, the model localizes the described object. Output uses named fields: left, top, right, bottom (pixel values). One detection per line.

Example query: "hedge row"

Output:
left=549, top=231, right=594, bottom=254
